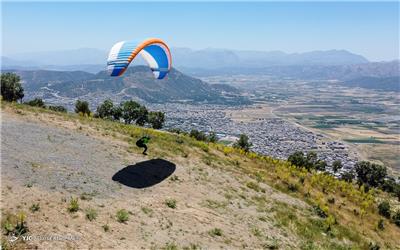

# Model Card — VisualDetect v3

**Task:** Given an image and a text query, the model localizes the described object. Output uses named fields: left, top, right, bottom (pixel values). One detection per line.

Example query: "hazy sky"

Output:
left=2, top=2, right=399, bottom=61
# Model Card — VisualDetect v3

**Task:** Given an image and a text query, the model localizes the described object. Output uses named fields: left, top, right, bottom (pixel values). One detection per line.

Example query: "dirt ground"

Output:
left=1, top=108, right=307, bottom=249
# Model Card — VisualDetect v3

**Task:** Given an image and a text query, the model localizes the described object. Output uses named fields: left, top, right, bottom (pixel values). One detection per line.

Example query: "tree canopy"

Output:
left=1, top=73, right=24, bottom=102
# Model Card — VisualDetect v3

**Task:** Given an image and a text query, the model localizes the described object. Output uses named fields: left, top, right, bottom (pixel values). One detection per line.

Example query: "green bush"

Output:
left=25, top=98, right=45, bottom=108
left=377, top=201, right=391, bottom=218
left=233, top=134, right=252, bottom=152
left=392, top=210, right=400, bottom=227
left=148, top=111, right=165, bottom=129
left=85, top=208, right=98, bottom=221
left=95, top=99, right=116, bottom=120
left=48, top=105, right=67, bottom=112
left=190, top=129, right=208, bottom=141
left=116, top=209, right=129, bottom=223
left=165, top=199, right=177, bottom=209
left=355, top=161, right=387, bottom=188
left=332, top=160, right=342, bottom=173
left=67, top=197, right=79, bottom=213
left=1, top=73, right=24, bottom=102
left=102, top=224, right=110, bottom=232
left=75, top=100, right=91, bottom=116
left=207, top=132, right=218, bottom=143
left=29, top=203, right=40, bottom=213
left=340, top=171, right=355, bottom=183
left=121, top=100, right=147, bottom=125
left=208, top=228, right=223, bottom=237
left=377, top=219, right=384, bottom=230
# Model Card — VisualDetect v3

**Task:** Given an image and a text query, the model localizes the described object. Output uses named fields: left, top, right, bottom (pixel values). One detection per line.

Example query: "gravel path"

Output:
left=2, top=112, right=127, bottom=198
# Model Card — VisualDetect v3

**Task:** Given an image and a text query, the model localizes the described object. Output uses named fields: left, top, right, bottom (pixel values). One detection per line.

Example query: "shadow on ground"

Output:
left=112, top=159, right=176, bottom=188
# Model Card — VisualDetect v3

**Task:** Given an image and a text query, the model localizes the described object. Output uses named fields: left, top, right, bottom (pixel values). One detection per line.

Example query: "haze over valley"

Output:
left=3, top=48, right=399, bottom=176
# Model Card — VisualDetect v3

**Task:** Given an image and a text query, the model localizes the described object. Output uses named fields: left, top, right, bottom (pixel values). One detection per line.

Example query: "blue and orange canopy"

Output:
left=107, top=38, right=172, bottom=79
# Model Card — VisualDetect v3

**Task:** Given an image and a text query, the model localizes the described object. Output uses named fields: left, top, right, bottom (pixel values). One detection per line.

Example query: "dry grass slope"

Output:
left=1, top=102, right=399, bottom=249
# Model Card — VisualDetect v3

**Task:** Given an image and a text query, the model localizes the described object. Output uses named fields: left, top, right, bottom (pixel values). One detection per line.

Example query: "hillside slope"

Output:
left=1, top=103, right=399, bottom=249
left=6, top=66, right=248, bottom=105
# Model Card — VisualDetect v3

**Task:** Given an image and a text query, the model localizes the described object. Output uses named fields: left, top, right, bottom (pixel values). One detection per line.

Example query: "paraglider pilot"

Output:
left=136, top=136, right=151, bottom=155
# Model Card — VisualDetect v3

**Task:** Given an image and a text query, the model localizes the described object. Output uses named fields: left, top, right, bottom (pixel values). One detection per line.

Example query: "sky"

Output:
left=2, top=1, right=399, bottom=61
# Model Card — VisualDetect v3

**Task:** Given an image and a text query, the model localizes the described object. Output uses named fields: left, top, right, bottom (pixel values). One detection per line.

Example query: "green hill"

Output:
left=1, top=102, right=399, bottom=249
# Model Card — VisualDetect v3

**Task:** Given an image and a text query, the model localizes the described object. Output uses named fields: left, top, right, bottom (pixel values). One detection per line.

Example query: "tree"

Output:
left=305, top=151, right=318, bottom=169
left=207, top=132, right=218, bottom=143
left=135, top=105, right=148, bottom=126
left=393, top=210, right=400, bottom=227
left=233, top=134, right=252, bottom=152
left=332, top=160, right=342, bottom=173
left=378, top=201, right=391, bottom=219
left=75, top=100, right=91, bottom=116
left=315, top=160, right=327, bottom=171
left=288, top=151, right=306, bottom=168
left=148, top=111, right=165, bottom=129
left=1, top=73, right=24, bottom=102
left=25, top=98, right=45, bottom=108
left=112, top=106, right=122, bottom=121
left=48, top=105, right=67, bottom=113
left=340, top=171, right=355, bottom=183
left=355, top=161, right=387, bottom=188
left=95, top=99, right=115, bottom=120
left=190, top=129, right=207, bottom=141
left=121, top=100, right=142, bottom=124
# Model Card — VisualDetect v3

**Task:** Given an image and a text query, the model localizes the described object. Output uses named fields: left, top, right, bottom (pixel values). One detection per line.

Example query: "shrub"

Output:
left=332, top=160, right=342, bottom=173
left=207, top=132, right=218, bottom=143
left=392, top=210, right=400, bottom=227
left=164, top=242, right=178, bottom=250
left=141, top=207, right=153, bottom=215
left=190, top=129, right=208, bottom=141
left=1, top=73, right=24, bottom=102
left=169, top=128, right=186, bottom=135
left=377, top=219, right=384, bottom=230
left=95, top=99, right=115, bottom=120
left=25, top=98, right=45, bottom=108
left=116, top=209, right=129, bottom=223
left=327, top=197, right=335, bottom=204
left=324, top=215, right=336, bottom=232
left=288, top=151, right=306, bottom=168
left=233, top=134, right=252, bottom=152
left=368, top=242, right=380, bottom=250
left=288, top=182, right=299, bottom=192
left=377, top=201, right=391, bottom=218
left=102, top=224, right=110, bottom=232
left=29, top=203, right=40, bottom=212
left=246, top=181, right=261, bottom=192
left=67, top=197, right=79, bottom=213
left=315, top=160, right=327, bottom=171
left=165, top=199, right=177, bottom=209
left=355, top=161, right=387, bottom=188
left=169, top=175, right=180, bottom=182
left=48, top=105, right=67, bottom=112
left=74, top=100, right=91, bottom=116
left=2, top=212, right=29, bottom=236
left=313, top=204, right=328, bottom=218
left=148, top=111, right=165, bottom=129
left=340, top=171, right=355, bottom=183
left=85, top=208, right=98, bottom=221
left=208, top=228, right=223, bottom=237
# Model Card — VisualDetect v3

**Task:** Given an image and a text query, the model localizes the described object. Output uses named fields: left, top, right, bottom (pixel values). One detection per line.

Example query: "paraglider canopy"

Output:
left=107, top=38, right=172, bottom=79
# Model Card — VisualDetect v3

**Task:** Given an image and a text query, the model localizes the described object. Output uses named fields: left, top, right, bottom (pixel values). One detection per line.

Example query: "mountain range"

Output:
left=2, top=48, right=398, bottom=94
left=2, top=47, right=370, bottom=73
left=6, top=66, right=249, bottom=104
